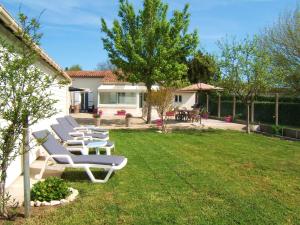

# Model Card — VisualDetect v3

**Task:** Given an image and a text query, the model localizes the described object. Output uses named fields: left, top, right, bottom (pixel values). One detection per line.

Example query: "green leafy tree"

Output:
left=68, top=64, right=82, bottom=71
left=187, top=50, right=220, bottom=84
left=217, top=36, right=273, bottom=133
left=101, top=0, right=198, bottom=123
left=263, top=6, right=300, bottom=93
left=0, top=13, right=68, bottom=217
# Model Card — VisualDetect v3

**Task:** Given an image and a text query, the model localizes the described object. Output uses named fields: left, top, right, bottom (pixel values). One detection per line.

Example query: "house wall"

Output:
left=71, top=77, right=100, bottom=107
left=173, top=92, right=196, bottom=109
left=0, top=22, right=70, bottom=187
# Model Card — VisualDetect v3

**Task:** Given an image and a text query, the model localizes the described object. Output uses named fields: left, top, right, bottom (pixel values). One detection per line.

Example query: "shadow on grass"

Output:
left=61, top=168, right=115, bottom=182
left=113, top=127, right=222, bottom=135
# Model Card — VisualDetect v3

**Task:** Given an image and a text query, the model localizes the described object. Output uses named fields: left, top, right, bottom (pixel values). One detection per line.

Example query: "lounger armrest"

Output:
left=83, top=137, right=93, bottom=141
left=67, top=139, right=85, bottom=146
left=48, top=154, right=74, bottom=165
left=73, top=127, right=89, bottom=131
left=69, top=132, right=84, bottom=137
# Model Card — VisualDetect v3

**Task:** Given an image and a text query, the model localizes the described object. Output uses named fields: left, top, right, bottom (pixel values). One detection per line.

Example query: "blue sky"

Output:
left=1, top=0, right=298, bottom=70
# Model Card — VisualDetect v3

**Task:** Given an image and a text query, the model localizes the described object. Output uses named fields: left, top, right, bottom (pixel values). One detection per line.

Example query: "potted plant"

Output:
left=125, top=113, right=133, bottom=127
left=93, top=110, right=102, bottom=126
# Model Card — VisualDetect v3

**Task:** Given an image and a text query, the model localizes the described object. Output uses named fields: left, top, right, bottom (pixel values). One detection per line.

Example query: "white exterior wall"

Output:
left=173, top=92, right=196, bottom=110
left=71, top=78, right=100, bottom=107
left=0, top=22, right=70, bottom=187
left=5, top=78, right=69, bottom=187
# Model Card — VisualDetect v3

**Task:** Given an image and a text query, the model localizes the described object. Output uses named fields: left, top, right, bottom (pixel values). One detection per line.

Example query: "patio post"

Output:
left=22, top=117, right=30, bottom=218
left=233, top=95, right=236, bottom=119
left=275, top=93, right=279, bottom=126
left=206, top=93, right=209, bottom=112
left=218, top=94, right=221, bottom=118
left=251, top=101, right=255, bottom=123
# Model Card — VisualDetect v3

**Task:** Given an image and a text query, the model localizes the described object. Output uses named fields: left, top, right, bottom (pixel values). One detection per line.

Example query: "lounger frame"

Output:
left=35, top=154, right=127, bottom=183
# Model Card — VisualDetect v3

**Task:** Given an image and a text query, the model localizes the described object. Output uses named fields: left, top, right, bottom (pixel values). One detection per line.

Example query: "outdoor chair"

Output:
left=32, top=130, right=127, bottom=183
left=57, top=117, right=109, bottom=141
left=115, top=110, right=126, bottom=116
left=51, top=124, right=115, bottom=155
left=65, top=115, right=109, bottom=135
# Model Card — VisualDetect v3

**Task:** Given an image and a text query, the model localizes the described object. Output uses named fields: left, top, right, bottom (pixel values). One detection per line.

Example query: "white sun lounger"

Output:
left=32, top=130, right=127, bottom=183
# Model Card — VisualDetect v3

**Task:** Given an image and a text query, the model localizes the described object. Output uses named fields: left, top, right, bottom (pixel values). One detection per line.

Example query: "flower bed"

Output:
left=31, top=187, right=78, bottom=207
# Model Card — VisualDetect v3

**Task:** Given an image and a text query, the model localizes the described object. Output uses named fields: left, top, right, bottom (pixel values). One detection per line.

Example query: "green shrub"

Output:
left=271, top=125, right=283, bottom=135
left=31, top=177, right=70, bottom=202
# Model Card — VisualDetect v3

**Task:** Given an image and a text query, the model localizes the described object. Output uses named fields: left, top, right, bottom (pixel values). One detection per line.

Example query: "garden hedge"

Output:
left=197, top=93, right=300, bottom=127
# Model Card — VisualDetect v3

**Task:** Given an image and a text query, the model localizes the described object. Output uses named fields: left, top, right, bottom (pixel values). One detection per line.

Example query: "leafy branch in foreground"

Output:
left=0, top=13, right=66, bottom=218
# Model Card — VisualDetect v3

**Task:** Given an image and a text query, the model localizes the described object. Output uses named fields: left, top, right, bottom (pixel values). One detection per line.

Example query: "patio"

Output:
left=71, top=113, right=246, bottom=131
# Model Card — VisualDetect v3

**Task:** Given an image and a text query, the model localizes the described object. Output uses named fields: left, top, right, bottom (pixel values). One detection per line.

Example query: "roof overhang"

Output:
left=98, top=84, right=159, bottom=92
left=0, top=5, right=71, bottom=82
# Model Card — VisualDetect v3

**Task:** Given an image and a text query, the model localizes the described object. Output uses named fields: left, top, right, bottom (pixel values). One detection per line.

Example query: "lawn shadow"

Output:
left=171, top=127, right=222, bottom=136
left=61, top=168, right=115, bottom=183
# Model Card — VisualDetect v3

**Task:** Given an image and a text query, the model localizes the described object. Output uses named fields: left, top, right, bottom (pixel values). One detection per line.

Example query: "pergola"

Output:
left=179, top=83, right=223, bottom=117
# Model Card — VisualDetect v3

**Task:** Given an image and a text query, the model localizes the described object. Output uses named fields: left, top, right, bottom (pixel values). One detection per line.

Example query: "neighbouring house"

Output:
left=0, top=6, right=71, bottom=187
left=67, top=70, right=200, bottom=117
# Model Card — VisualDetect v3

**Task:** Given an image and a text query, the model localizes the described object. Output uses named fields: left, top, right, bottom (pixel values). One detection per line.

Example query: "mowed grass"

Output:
left=20, top=129, right=300, bottom=225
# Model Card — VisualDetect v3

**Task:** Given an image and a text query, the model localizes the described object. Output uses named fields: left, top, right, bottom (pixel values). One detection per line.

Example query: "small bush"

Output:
left=31, top=177, right=70, bottom=202
left=271, top=125, right=283, bottom=135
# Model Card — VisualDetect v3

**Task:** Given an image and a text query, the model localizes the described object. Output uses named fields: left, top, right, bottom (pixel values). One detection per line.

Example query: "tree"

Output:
left=68, top=64, right=82, bottom=71
left=0, top=13, right=67, bottom=217
left=217, top=36, right=273, bottom=133
left=263, top=6, right=300, bottom=93
left=101, top=0, right=198, bottom=123
left=187, top=50, right=220, bottom=84
left=148, top=88, right=174, bottom=133
left=95, top=60, right=116, bottom=70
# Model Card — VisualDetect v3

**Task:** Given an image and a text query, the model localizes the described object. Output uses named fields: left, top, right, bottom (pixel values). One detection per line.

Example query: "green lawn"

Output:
left=21, top=129, right=300, bottom=225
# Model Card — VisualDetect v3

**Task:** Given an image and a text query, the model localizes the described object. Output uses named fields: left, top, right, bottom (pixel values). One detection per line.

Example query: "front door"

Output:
left=80, top=92, right=90, bottom=112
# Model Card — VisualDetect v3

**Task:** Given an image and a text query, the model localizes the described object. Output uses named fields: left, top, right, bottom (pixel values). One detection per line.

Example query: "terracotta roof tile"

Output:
left=66, top=70, right=128, bottom=83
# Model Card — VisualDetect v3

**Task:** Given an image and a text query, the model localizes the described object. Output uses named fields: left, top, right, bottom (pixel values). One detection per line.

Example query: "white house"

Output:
left=67, top=70, right=198, bottom=117
left=0, top=6, right=71, bottom=187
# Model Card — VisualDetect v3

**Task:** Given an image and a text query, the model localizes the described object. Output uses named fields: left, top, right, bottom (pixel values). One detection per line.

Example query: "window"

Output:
left=100, top=92, right=136, bottom=105
left=99, top=92, right=117, bottom=104
left=175, top=95, right=182, bottom=103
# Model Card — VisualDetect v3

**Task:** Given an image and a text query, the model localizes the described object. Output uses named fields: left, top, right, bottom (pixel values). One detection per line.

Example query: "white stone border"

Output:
left=30, top=187, right=78, bottom=207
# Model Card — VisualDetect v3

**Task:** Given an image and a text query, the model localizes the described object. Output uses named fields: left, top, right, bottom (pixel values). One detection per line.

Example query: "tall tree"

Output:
left=68, top=64, right=82, bottom=71
left=218, top=36, right=273, bottom=133
left=263, top=6, right=300, bottom=93
left=95, top=60, right=116, bottom=70
left=0, top=13, right=68, bottom=217
left=101, top=0, right=198, bottom=123
left=187, top=50, right=220, bottom=84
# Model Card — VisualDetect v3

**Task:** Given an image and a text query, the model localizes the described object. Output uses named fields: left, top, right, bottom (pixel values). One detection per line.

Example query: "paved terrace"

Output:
left=72, top=113, right=246, bottom=131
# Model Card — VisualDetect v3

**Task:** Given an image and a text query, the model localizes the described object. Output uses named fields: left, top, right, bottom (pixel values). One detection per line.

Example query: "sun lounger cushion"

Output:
left=72, top=155, right=125, bottom=166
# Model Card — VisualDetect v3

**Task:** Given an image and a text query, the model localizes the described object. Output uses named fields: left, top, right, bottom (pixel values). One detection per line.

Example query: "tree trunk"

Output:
left=0, top=167, right=7, bottom=216
left=246, top=103, right=250, bottom=134
left=275, top=93, right=279, bottom=126
left=232, top=95, right=236, bottom=120
left=146, top=86, right=152, bottom=124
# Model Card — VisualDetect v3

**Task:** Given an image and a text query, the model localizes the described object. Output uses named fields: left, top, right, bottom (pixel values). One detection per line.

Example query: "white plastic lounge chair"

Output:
left=57, top=117, right=109, bottom=141
left=65, top=116, right=109, bottom=134
left=51, top=124, right=115, bottom=155
left=32, top=130, right=127, bottom=183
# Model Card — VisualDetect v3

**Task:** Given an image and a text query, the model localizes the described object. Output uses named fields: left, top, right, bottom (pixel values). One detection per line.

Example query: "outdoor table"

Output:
left=175, top=110, right=193, bottom=121
left=86, top=141, right=107, bottom=155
